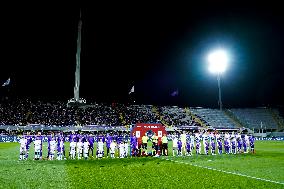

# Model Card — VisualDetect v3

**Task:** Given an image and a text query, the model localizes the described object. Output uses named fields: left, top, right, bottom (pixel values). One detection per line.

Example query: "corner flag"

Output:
left=2, top=78, right=10, bottom=87
left=129, top=85, right=134, bottom=94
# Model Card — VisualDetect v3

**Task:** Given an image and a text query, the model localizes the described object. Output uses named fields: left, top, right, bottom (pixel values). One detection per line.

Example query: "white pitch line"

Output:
left=161, top=158, right=284, bottom=186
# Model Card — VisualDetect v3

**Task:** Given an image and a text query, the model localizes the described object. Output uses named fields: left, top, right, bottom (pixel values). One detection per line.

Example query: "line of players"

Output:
left=170, top=131, right=255, bottom=156
left=18, top=131, right=255, bottom=160
left=19, top=131, right=137, bottom=160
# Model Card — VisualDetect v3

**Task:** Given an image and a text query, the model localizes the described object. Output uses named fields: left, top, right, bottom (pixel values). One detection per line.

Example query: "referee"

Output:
left=161, top=133, right=168, bottom=156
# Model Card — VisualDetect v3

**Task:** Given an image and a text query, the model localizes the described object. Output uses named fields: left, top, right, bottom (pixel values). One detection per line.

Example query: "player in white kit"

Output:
left=97, top=138, right=104, bottom=159
left=70, top=141, right=76, bottom=159
left=172, top=136, right=178, bottom=157
left=124, top=140, right=129, bottom=157
left=83, top=139, right=89, bottom=160
left=19, top=136, right=27, bottom=160
left=49, top=138, right=56, bottom=160
left=110, top=140, right=116, bottom=158
left=77, top=139, right=83, bottom=160
left=119, top=141, right=125, bottom=158
left=34, top=139, right=42, bottom=160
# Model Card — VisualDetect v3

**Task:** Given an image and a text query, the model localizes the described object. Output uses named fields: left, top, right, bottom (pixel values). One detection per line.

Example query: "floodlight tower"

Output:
left=74, top=11, right=82, bottom=102
left=207, top=49, right=228, bottom=111
left=67, top=10, right=86, bottom=107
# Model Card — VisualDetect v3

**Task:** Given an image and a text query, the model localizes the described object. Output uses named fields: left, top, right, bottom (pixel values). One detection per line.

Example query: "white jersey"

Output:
left=50, top=140, right=56, bottom=153
left=172, top=138, right=178, bottom=148
left=190, top=135, right=195, bottom=145
left=202, top=134, right=208, bottom=144
left=119, top=143, right=125, bottom=157
left=181, top=134, right=187, bottom=143
left=20, top=138, right=27, bottom=148
left=77, top=142, right=83, bottom=153
left=70, top=142, right=76, bottom=151
left=110, top=142, right=116, bottom=153
left=236, top=134, right=241, bottom=140
left=98, top=141, right=104, bottom=152
left=224, top=133, right=230, bottom=140
left=83, top=141, right=89, bottom=153
left=124, top=143, right=128, bottom=156
left=34, top=140, right=42, bottom=151
left=216, top=134, right=221, bottom=140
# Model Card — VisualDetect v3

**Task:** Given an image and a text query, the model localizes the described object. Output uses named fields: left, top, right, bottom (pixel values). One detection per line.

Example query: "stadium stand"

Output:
left=1, top=98, right=284, bottom=133
left=189, top=108, right=238, bottom=129
left=229, top=108, right=278, bottom=131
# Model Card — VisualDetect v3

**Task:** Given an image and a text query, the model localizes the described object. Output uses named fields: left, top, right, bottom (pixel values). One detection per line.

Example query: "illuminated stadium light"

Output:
left=207, top=49, right=229, bottom=111
left=208, top=49, right=228, bottom=74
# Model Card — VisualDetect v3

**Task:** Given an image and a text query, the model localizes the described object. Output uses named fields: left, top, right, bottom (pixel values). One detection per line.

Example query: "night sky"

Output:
left=1, top=4, right=284, bottom=107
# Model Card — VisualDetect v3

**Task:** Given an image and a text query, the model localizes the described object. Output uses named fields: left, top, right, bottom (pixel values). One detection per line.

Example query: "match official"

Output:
left=161, top=133, right=168, bottom=156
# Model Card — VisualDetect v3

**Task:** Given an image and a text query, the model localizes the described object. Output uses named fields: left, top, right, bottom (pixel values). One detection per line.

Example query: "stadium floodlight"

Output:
left=207, top=49, right=229, bottom=111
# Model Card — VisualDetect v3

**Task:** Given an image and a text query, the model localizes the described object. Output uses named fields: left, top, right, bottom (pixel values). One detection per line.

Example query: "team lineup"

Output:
left=18, top=130, right=255, bottom=161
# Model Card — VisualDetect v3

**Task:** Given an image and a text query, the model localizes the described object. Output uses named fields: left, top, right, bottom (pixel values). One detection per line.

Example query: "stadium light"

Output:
left=207, top=49, right=229, bottom=111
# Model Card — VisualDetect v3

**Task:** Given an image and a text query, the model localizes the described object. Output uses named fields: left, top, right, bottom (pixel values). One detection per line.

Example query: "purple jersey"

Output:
left=242, top=139, right=247, bottom=147
left=205, top=141, right=209, bottom=150
left=88, top=136, right=95, bottom=147
left=186, top=141, right=191, bottom=151
left=249, top=136, right=255, bottom=148
left=97, top=135, right=105, bottom=143
left=106, top=135, right=113, bottom=148
left=217, top=140, right=222, bottom=150
left=211, top=141, right=216, bottom=150
left=25, top=135, right=33, bottom=148
left=47, top=135, right=53, bottom=149
left=130, top=136, right=138, bottom=150
left=237, top=139, right=242, bottom=148
left=231, top=141, right=236, bottom=149
left=69, top=134, right=77, bottom=142
left=177, top=140, right=182, bottom=150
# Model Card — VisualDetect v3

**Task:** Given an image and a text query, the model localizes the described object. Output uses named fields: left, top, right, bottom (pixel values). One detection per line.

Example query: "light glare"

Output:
left=208, top=49, right=228, bottom=74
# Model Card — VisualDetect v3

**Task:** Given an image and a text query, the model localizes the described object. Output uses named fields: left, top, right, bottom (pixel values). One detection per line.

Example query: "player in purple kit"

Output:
left=47, top=132, right=54, bottom=159
left=57, top=136, right=65, bottom=160
left=25, top=132, right=34, bottom=159
left=88, top=134, right=95, bottom=157
left=204, top=138, right=209, bottom=155
left=242, top=136, right=247, bottom=153
left=69, top=131, right=77, bottom=143
left=177, top=138, right=182, bottom=156
left=231, top=137, right=237, bottom=154
left=195, top=135, right=201, bottom=155
left=237, top=136, right=242, bottom=153
left=130, top=133, right=138, bottom=157
left=217, top=138, right=223, bottom=155
left=210, top=136, right=216, bottom=155
left=249, top=135, right=255, bottom=154
left=186, top=138, right=192, bottom=156
left=224, top=139, right=230, bottom=154
left=105, top=133, right=113, bottom=158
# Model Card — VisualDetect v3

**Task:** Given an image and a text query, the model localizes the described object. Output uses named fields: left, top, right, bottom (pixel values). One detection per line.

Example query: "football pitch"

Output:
left=0, top=141, right=283, bottom=189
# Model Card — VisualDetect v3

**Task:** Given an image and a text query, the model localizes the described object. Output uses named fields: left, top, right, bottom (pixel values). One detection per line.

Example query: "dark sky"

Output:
left=1, top=3, right=284, bottom=107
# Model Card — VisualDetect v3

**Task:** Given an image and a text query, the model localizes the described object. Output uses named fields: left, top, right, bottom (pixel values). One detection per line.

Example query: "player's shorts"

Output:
left=20, top=147, right=26, bottom=153
left=162, top=143, right=168, bottom=149
left=142, top=143, right=147, bottom=149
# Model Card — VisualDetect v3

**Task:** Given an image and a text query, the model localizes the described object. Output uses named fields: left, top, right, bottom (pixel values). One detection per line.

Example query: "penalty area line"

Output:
left=161, top=157, right=284, bottom=186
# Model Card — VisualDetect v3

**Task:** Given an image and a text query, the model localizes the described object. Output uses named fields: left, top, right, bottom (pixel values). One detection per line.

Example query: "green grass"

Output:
left=0, top=141, right=283, bottom=188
